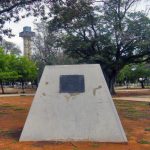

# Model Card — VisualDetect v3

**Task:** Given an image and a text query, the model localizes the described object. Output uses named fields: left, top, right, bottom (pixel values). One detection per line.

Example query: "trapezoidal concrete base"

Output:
left=20, top=64, right=127, bottom=142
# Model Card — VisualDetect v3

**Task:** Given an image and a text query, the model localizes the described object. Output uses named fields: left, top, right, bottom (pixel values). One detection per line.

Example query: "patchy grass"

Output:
left=0, top=104, right=25, bottom=117
left=0, top=129, right=15, bottom=137
left=0, top=128, right=3, bottom=134
left=72, top=148, right=79, bottom=150
left=0, top=112, right=8, bottom=115
left=14, top=108, right=25, bottom=111
left=138, top=139, right=150, bottom=144
left=91, top=143, right=100, bottom=148
left=0, top=128, right=22, bottom=141
left=0, top=104, right=25, bottom=112
left=20, top=95, right=27, bottom=97
left=0, top=104, right=14, bottom=108
left=145, top=128, right=150, bottom=131
left=114, top=100, right=150, bottom=120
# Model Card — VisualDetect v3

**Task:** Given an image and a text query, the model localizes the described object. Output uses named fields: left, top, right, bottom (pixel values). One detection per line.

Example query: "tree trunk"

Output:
left=21, top=81, right=25, bottom=93
left=0, top=81, right=5, bottom=94
left=104, top=72, right=116, bottom=95
left=108, top=76, right=116, bottom=95
left=12, top=81, right=15, bottom=88
left=140, top=81, right=145, bottom=89
left=126, top=82, right=129, bottom=89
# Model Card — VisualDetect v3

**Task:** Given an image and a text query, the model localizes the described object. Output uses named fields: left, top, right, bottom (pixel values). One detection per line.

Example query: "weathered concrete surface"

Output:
left=20, top=64, right=127, bottom=142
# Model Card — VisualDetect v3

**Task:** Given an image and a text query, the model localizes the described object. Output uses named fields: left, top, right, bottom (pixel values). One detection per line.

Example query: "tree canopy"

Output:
left=0, top=47, right=37, bottom=94
left=0, top=48, right=19, bottom=93
left=1, top=0, right=150, bottom=94
left=117, top=63, right=150, bottom=88
left=32, top=21, right=76, bottom=79
left=1, top=40, right=21, bottom=55
left=46, top=0, right=150, bottom=94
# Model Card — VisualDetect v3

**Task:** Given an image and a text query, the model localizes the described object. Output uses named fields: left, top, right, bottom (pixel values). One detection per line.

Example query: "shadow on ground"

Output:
left=0, top=128, right=22, bottom=141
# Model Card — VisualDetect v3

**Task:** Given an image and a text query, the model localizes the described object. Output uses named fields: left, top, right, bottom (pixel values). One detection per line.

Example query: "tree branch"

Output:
left=0, top=0, right=39, bottom=15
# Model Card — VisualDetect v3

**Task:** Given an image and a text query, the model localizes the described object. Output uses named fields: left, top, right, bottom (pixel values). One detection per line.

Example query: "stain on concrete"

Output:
left=45, top=82, right=49, bottom=85
left=69, top=93, right=80, bottom=97
left=64, top=95, right=70, bottom=102
left=64, top=93, right=80, bottom=102
left=93, top=85, right=102, bottom=96
left=42, top=93, right=46, bottom=96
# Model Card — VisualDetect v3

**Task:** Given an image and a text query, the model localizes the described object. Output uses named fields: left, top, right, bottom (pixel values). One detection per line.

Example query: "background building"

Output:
left=19, top=26, right=35, bottom=58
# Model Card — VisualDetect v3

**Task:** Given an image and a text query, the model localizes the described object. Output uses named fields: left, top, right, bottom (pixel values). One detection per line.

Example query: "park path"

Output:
left=115, top=89, right=150, bottom=102
left=113, top=96, right=150, bottom=102
left=0, top=94, right=35, bottom=97
left=0, top=93, right=149, bottom=102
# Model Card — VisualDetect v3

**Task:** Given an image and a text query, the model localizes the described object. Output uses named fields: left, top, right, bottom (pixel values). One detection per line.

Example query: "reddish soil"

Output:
left=0, top=96, right=150, bottom=150
left=115, top=88, right=150, bottom=97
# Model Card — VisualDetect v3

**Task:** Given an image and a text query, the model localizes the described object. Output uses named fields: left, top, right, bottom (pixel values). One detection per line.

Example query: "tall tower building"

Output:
left=19, top=26, right=35, bottom=58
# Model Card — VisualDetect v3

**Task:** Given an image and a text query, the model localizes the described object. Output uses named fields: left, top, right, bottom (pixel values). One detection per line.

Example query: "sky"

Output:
left=3, top=0, right=150, bottom=54
left=4, top=16, right=37, bottom=54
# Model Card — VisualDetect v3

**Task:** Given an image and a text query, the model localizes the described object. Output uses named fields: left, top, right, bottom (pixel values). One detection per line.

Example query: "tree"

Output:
left=2, top=40, right=21, bottom=55
left=0, top=47, right=19, bottom=94
left=33, top=21, right=62, bottom=65
left=132, top=64, right=150, bottom=88
left=117, top=63, right=150, bottom=88
left=47, top=0, right=150, bottom=94
left=0, top=47, right=37, bottom=94
left=32, top=21, right=76, bottom=81
left=117, top=65, right=133, bottom=88
left=13, top=56, right=37, bottom=93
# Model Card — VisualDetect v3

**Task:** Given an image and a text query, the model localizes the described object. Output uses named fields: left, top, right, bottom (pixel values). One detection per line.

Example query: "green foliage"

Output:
left=138, top=139, right=150, bottom=144
left=117, top=64, right=150, bottom=83
left=0, top=47, right=6, bottom=70
left=0, top=47, right=37, bottom=93
left=47, top=0, right=150, bottom=94
left=0, top=47, right=19, bottom=82
left=13, top=56, right=37, bottom=82
left=0, top=47, right=37, bottom=82
left=145, top=128, right=150, bottom=131
left=117, top=65, right=132, bottom=82
left=0, top=72, right=19, bottom=81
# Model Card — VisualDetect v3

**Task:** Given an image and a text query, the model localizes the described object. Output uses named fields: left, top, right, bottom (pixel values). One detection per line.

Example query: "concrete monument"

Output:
left=20, top=64, right=127, bottom=142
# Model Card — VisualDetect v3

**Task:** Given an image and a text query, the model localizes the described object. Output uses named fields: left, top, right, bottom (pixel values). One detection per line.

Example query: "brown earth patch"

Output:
left=115, top=89, right=150, bottom=97
left=0, top=95, right=149, bottom=150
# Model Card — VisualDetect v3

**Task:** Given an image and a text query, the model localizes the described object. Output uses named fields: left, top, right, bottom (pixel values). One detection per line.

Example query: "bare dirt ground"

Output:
left=0, top=92, right=150, bottom=150
left=113, top=89, right=150, bottom=102
left=115, top=88, right=150, bottom=97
